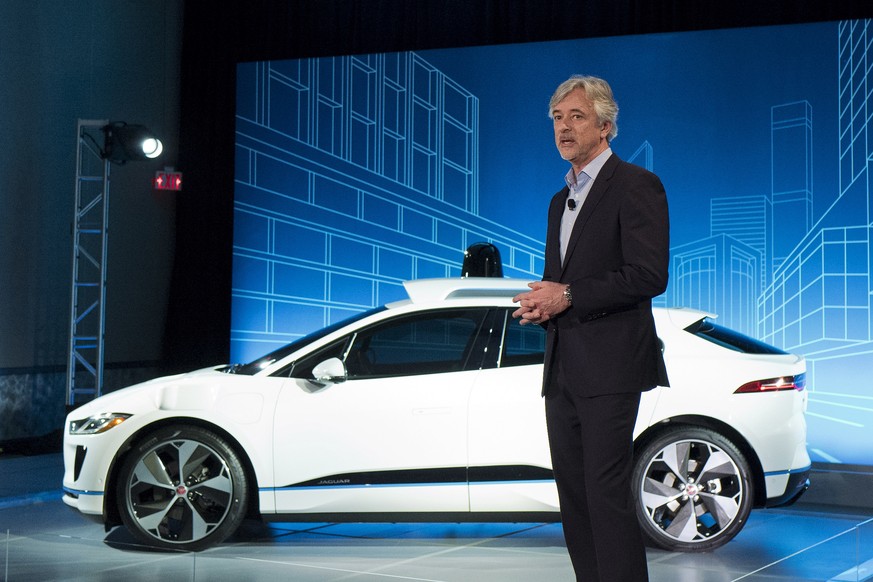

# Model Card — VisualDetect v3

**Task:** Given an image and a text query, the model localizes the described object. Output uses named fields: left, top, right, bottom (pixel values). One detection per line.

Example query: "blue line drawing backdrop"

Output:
left=234, top=20, right=873, bottom=466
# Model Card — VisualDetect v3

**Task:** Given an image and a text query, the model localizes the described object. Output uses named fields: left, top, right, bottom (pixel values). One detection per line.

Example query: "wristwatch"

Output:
left=563, top=284, right=572, bottom=306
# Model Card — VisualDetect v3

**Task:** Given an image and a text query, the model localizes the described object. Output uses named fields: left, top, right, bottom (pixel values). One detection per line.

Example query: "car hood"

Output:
left=66, top=365, right=230, bottom=419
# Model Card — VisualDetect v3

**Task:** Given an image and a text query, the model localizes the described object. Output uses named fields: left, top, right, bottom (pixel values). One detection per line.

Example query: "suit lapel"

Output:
left=561, top=155, right=619, bottom=274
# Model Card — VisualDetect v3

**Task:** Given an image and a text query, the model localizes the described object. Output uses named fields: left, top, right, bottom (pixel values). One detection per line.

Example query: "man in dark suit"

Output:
left=513, top=75, right=669, bottom=581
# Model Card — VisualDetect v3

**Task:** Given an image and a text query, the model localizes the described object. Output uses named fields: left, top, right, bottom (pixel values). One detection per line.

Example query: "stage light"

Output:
left=101, top=122, right=163, bottom=164
left=141, top=137, right=163, bottom=158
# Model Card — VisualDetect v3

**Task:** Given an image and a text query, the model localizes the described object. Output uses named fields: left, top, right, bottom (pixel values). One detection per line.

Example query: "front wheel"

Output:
left=632, top=426, right=753, bottom=552
left=116, top=425, right=249, bottom=551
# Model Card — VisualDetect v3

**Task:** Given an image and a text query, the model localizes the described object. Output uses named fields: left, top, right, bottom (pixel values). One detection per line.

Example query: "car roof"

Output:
left=401, top=277, right=534, bottom=303
left=399, top=277, right=712, bottom=329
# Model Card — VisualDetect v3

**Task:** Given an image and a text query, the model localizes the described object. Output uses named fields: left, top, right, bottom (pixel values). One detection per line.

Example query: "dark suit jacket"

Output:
left=542, top=153, right=670, bottom=397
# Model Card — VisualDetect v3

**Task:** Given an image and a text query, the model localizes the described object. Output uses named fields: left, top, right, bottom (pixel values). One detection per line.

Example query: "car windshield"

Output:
left=685, top=317, right=788, bottom=355
left=227, top=306, right=387, bottom=375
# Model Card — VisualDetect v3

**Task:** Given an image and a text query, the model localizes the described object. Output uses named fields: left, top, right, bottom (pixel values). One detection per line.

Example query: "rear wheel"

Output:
left=116, top=426, right=249, bottom=551
left=632, top=426, right=753, bottom=551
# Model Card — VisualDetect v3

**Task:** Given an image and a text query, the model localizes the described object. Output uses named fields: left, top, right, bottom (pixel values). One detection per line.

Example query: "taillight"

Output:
left=734, top=373, right=805, bottom=393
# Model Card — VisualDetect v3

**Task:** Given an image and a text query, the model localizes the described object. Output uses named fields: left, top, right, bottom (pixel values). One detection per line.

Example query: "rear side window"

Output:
left=686, top=318, right=788, bottom=355
left=501, top=311, right=546, bottom=367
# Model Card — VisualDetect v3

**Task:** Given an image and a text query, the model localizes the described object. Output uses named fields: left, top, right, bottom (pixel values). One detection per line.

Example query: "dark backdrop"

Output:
left=167, top=0, right=873, bottom=372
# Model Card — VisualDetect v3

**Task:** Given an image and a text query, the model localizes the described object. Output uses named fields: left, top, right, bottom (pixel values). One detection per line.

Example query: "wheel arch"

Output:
left=634, top=415, right=767, bottom=507
left=103, top=416, right=262, bottom=529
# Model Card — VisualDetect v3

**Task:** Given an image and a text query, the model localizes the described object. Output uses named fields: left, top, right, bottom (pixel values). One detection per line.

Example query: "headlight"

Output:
left=69, top=413, right=132, bottom=435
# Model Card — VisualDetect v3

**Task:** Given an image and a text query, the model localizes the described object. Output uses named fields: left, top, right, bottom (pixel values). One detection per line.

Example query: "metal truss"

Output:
left=67, top=119, right=110, bottom=407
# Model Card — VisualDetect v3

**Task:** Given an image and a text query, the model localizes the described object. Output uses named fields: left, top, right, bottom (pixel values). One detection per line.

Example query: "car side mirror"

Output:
left=311, top=357, right=347, bottom=385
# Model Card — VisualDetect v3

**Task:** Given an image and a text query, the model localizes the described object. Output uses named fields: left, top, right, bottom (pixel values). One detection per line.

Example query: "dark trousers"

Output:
left=545, top=385, right=648, bottom=582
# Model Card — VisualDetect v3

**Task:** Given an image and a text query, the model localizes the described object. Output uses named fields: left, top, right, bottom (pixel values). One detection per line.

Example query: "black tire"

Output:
left=632, top=426, right=753, bottom=552
left=116, top=425, right=249, bottom=551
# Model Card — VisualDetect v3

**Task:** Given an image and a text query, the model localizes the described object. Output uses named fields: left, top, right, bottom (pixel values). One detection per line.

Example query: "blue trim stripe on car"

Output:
left=763, top=464, right=812, bottom=477
left=63, top=486, right=104, bottom=496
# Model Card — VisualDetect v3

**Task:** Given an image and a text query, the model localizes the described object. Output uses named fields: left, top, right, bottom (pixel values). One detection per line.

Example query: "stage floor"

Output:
left=1, top=453, right=871, bottom=581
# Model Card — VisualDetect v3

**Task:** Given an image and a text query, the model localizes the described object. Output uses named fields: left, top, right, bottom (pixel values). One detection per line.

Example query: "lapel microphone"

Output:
left=567, top=198, right=577, bottom=211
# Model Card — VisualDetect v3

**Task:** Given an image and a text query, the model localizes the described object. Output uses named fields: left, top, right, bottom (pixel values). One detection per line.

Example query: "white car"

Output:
left=62, top=277, right=810, bottom=552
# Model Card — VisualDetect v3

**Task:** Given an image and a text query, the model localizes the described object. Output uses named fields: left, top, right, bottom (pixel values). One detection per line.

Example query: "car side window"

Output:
left=345, top=308, right=489, bottom=379
left=501, top=310, right=546, bottom=367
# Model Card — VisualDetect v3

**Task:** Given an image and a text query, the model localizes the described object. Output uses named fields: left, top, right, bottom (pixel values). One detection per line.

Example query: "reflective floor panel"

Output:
left=2, top=453, right=871, bottom=581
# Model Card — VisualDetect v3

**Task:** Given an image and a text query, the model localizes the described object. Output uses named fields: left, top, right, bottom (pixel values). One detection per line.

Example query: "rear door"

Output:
left=467, top=310, right=558, bottom=512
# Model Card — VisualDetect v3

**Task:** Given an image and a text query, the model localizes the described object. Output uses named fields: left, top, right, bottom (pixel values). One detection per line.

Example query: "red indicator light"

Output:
left=734, top=373, right=806, bottom=393
left=154, top=170, right=182, bottom=191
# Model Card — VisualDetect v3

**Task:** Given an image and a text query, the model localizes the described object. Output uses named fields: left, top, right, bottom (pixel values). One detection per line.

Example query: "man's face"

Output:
left=552, top=88, right=611, bottom=171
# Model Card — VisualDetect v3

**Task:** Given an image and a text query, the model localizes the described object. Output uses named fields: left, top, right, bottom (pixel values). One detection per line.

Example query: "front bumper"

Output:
left=62, top=435, right=117, bottom=518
